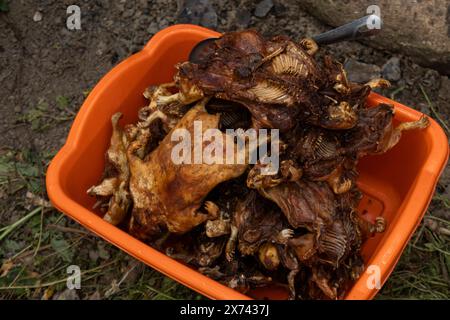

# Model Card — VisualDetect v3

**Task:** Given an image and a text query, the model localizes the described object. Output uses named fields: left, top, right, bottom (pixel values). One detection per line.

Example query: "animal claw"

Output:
left=204, top=201, right=220, bottom=219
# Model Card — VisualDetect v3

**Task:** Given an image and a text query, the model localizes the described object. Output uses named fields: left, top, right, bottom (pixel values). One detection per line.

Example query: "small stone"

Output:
left=139, top=0, right=149, bottom=10
left=33, top=11, right=43, bottom=22
left=416, top=102, right=431, bottom=115
left=96, top=41, right=107, bottom=56
left=236, top=9, right=252, bottom=29
left=53, top=289, right=79, bottom=300
left=89, top=249, right=99, bottom=262
left=178, top=0, right=217, bottom=29
left=33, top=138, right=45, bottom=148
left=159, top=18, right=169, bottom=29
left=147, top=22, right=159, bottom=34
left=122, top=8, right=135, bottom=19
left=201, top=10, right=218, bottom=29
left=381, top=57, right=402, bottom=82
left=98, top=0, right=110, bottom=9
left=254, top=0, right=274, bottom=18
left=438, top=76, right=450, bottom=100
left=344, top=59, right=381, bottom=84
left=273, top=2, right=287, bottom=16
left=420, top=69, right=440, bottom=88
left=97, top=243, right=110, bottom=260
left=104, top=19, right=114, bottom=28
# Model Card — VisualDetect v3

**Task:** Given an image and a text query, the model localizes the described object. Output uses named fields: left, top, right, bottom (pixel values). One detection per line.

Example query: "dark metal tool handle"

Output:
left=311, top=15, right=382, bottom=46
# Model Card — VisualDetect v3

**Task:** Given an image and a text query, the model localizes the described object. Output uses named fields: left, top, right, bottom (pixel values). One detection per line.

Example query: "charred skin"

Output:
left=278, top=245, right=300, bottom=300
left=87, top=113, right=131, bottom=225
left=157, top=30, right=374, bottom=131
left=199, top=265, right=273, bottom=294
left=288, top=125, right=355, bottom=194
left=165, top=232, right=227, bottom=268
left=288, top=210, right=384, bottom=268
left=225, top=191, right=293, bottom=261
left=257, top=180, right=336, bottom=231
left=342, top=103, right=429, bottom=157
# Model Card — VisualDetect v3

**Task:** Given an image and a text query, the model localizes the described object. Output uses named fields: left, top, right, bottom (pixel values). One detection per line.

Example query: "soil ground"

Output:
left=0, top=0, right=449, bottom=299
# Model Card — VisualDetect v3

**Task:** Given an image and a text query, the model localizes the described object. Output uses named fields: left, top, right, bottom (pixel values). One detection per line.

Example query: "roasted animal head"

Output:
left=342, top=103, right=429, bottom=157
left=166, top=234, right=226, bottom=268
left=155, top=30, right=386, bottom=132
left=225, top=191, right=292, bottom=261
left=257, top=180, right=336, bottom=231
left=88, top=28, right=432, bottom=300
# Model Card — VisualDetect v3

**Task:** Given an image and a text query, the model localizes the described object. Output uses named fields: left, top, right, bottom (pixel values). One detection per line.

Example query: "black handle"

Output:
left=311, top=15, right=382, bottom=46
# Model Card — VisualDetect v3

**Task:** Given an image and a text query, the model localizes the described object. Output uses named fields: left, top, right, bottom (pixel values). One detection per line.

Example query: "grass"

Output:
left=0, top=207, right=41, bottom=241
left=0, top=147, right=202, bottom=300
left=17, top=97, right=76, bottom=132
left=419, top=85, right=450, bottom=136
left=378, top=208, right=450, bottom=299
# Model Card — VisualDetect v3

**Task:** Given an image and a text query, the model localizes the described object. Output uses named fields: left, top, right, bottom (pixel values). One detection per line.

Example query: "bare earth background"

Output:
left=0, top=0, right=449, bottom=299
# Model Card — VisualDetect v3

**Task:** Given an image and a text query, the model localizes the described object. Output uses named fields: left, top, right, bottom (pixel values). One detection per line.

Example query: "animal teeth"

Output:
left=249, top=81, right=293, bottom=104
left=320, top=226, right=347, bottom=265
left=316, top=141, right=337, bottom=159
left=272, top=54, right=306, bottom=76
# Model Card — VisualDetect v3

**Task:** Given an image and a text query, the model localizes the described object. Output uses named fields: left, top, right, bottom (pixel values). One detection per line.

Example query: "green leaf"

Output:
left=36, top=100, right=48, bottom=112
left=56, top=96, right=69, bottom=110
left=16, top=164, right=39, bottom=178
left=0, top=158, right=13, bottom=176
left=51, top=237, right=73, bottom=262
left=2, top=239, right=22, bottom=253
left=83, top=89, right=92, bottom=98
left=28, top=179, right=43, bottom=193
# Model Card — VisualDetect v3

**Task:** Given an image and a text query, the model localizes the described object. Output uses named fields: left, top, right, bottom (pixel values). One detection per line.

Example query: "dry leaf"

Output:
left=0, top=259, right=14, bottom=277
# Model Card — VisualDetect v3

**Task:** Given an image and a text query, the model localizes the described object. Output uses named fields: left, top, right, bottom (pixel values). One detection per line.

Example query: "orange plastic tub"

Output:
left=46, top=24, right=449, bottom=300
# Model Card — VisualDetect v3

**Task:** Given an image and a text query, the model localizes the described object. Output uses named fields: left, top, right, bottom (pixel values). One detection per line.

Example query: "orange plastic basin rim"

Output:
left=46, top=25, right=449, bottom=300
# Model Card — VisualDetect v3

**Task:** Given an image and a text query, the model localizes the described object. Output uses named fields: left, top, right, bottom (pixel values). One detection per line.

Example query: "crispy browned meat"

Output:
left=166, top=233, right=226, bottom=268
left=128, top=100, right=247, bottom=239
left=257, top=180, right=336, bottom=230
left=342, top=103, right=429, bottom=156
left=87, top=113, right=131, bottom=225
left=286, top=125, right=354, bottom=194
